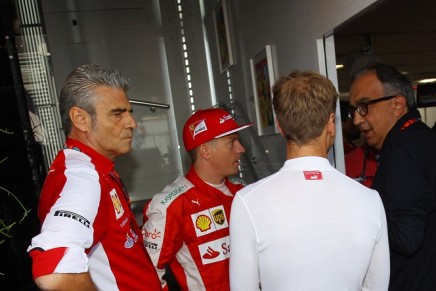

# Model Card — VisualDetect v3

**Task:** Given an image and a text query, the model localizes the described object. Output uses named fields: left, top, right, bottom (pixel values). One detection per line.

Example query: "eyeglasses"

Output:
left=348, top=95, right=397, bottom=119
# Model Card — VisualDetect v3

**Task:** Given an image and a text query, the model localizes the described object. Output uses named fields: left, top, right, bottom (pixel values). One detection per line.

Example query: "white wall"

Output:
left=202, top=0, right=378, bottom=180
left=41, top=0, right=187, bottom=204
left=40, top=0, right=381, bottom=197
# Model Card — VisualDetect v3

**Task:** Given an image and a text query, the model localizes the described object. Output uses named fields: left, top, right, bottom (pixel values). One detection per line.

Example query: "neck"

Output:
left=286, top=141, right=328, bottom=160
left=193, top=163, right=226, bottom=185
left=68, top=131, right=115, bottom=161
left=286, top=128, right=333, bottom=160
left=286, top=122, right=335, bottom=160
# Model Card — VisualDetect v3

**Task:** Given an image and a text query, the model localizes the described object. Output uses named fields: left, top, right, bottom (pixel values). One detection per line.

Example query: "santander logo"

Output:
left=202, top=246, right=220, bottom=259
left=219, top=114, right=232, bottom=124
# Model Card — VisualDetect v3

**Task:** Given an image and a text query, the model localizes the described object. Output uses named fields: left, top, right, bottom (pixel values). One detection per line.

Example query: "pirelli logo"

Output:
left=54, top=210, right=90, bottom=228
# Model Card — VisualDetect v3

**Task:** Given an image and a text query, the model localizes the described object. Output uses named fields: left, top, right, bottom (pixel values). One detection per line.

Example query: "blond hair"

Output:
left=272, top=70, right=337, bottom=145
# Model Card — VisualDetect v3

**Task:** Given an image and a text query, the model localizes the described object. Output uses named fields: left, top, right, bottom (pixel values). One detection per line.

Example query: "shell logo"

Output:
left=196, top=214, right=212, bottom=232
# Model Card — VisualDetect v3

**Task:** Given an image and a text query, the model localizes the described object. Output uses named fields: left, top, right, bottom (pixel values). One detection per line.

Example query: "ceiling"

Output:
left=333, top=0, right=436, bottom=96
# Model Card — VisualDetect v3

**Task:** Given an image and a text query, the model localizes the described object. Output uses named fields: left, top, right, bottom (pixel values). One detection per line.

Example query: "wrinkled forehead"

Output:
left=93, top=86, right=131, bottom=113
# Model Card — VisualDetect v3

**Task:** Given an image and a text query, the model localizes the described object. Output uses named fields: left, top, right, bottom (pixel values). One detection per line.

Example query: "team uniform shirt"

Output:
left=142, top=167, right=244, bottom=291
left=372, top=110, right=436, bottom=291
left=27, top=138, right=161, bottom=291
left=345, top=145, right=378, bottom=187
left=230, top=157, right=390, bottom=291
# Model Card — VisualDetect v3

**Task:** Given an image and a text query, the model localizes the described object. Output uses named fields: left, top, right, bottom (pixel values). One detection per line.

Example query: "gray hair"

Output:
left=59, top=64, right=129, bottom=135
left=352, top=62, right=416, bottom=110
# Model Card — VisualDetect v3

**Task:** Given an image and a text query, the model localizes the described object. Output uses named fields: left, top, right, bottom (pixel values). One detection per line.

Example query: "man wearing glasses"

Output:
left=349, top=62, right=436, bottom=291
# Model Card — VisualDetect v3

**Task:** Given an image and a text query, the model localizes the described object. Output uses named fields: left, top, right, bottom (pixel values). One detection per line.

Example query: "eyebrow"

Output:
left=110, top=107, right=133, bottom=114
left=350, top=96, right=370, bottom=106
left=357, top=96, right=371, bottom=103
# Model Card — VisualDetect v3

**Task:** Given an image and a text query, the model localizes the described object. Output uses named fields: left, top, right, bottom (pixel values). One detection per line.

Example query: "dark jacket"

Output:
left=373, top=109, right=436, bottom=291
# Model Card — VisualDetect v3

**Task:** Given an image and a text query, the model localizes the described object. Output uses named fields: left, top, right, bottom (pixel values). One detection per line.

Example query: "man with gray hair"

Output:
left=28, top=64, right=161, bottom=290
left=349, top=62, right=436, bottom=290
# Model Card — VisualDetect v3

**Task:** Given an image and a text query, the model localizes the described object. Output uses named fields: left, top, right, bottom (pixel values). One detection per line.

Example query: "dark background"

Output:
left=0, top=0, right=43, bottom=289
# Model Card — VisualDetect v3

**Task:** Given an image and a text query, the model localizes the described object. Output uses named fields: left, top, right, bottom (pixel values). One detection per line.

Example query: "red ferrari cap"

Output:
left=182, top=108, right=254, bottom=151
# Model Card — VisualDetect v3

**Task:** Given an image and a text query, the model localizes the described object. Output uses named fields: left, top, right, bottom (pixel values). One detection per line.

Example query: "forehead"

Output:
left=212, top=133, right=238, bottom=144
left=349, top=71, right=384, bottom=104
left=218, top=133, right=238, bottom=140
left=94, top=86, right=130, bottom=109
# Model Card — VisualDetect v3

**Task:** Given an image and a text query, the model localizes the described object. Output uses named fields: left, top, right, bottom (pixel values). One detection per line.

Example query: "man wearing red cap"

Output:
left=142, top=108, right=253, bottom=291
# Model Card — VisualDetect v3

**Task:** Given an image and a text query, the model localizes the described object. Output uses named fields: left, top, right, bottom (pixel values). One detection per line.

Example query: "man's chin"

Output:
left=364, top=138, right=377, bottom=149
left=228, top=167, right=240, bottom=176
left=118, top=145, right=133, bottom=156
left=362, top=131, right=373, bottom=143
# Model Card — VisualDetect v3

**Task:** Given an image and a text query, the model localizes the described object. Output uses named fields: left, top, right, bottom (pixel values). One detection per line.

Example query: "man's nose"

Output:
left=127, top=112, right=137, bottom=129
left=235, top=140, right=246, bottom=153
left=352, top=112, right=365, bottom=128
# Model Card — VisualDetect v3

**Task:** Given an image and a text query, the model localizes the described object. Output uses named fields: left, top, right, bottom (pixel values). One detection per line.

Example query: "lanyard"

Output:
left=109, top=171, right=131, bottom=206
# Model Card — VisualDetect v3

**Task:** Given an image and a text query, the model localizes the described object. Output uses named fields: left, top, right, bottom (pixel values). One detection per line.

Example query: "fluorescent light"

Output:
left=418, top=78, right=436, bottom=83
left=336, top=64, right=344, bottom=69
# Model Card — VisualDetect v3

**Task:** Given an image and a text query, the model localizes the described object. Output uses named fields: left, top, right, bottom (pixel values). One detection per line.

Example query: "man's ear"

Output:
left=276, top=118, right=285, bottom=137
left=327, top=112, right=335, bottom=135
left=197, top=143, right=211, bottom=160
left=70, top=106, right=92, bottom=132
left=393, top=95, right=407, bottom=117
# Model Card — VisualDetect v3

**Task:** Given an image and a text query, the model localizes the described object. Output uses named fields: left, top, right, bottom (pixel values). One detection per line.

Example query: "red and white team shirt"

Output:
left=142, top=167, right=244, bottom=291
left=28, top=138, right=161, bottom=290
